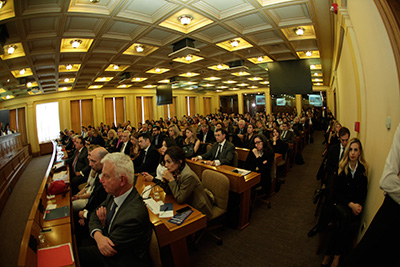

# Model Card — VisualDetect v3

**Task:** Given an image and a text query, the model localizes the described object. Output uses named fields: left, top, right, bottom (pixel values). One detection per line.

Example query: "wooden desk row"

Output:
left=18, top=141, right=76, bottom=267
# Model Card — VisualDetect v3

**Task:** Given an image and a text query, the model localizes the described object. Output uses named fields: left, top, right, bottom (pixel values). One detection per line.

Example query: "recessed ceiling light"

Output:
left=0, top=0, right=6, bottom=9
left=295, top=27, right=305, bottom=36
left=27, top=82, right=32, bottom=87
left=64, top=78, right=70, bottom=82
left=230, top=39, right=239, bottom=47
left=185, top=54, right=192, bottom=61
left=306, top=51, right=312, bottom=57
left=155, top=68, right=161, bottom=73
left=135, top=45, right=144, bottom=53
left=310, top=64, right=316, bottom=69
left=178, top=15, right=193, bottom=25
left=113, top=64, right=119, bottom=70
left=66, top=64, right=73, bottom=70
left=257, top=56, right=263, bottom=62
left=70, top=40, right=82, bottom=49
left=7, top=45, right=15, bottom=55
left=217, top=64, right=223, bottom=69
left=20, top=69, right=25, bottom=75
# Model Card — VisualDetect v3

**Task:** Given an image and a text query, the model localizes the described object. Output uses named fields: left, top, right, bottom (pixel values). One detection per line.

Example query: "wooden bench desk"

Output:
left=135, top=175, right=206, bottom=267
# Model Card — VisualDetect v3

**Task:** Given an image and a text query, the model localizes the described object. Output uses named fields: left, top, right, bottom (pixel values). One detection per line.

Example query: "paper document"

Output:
left=144, top=198, right=160, bottom=215
left=232, top=168, right=251, bottom=176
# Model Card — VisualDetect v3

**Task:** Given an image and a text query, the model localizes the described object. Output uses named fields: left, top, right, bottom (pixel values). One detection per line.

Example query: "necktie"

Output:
left=106, top=200, right=117, bottom=228
left=142, top=150, right=147, bottom=164
left=282, top=131, right=287, bottom=139
left=214, top=144, right=222, bottom=160
left=72, top=151, right=80, bottom=173
left=120, top=142, right=126, bottom=153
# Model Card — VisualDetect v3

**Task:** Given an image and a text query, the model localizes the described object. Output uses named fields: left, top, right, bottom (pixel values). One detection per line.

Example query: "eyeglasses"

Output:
left=254, top=141, right=262, bottom=145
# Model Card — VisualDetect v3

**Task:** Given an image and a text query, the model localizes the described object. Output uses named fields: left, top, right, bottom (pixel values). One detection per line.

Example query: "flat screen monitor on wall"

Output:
left=268, top=59, right=313, bottom=95
left=255, top=95, right=265, bottom=105
left=276, top=98, right=286, bottom=106
left=309, top=94, right=323, bottom=107
left=156, top=85, right=173, bottom=105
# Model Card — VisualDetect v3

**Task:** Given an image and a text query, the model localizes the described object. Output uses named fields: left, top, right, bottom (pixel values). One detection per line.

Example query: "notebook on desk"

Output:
left=44, top=206, right=69, bottom=221
left=37, top=243, right=74, bottom=267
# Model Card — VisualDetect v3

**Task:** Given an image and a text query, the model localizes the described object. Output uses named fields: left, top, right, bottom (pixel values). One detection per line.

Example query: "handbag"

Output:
left=48, top=180, right=67, bottom=195
left=182, top=143, right=195, bottom=158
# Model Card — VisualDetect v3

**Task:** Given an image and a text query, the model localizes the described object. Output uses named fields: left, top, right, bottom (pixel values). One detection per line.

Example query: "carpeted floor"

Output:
left=0, top=154, right=51, bottom=267
left=0, top=131, right=325, bottom=267
left=190, top=132, right=324, bottom=267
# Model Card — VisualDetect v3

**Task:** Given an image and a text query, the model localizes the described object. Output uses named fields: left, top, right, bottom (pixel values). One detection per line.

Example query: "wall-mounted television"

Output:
left=309, top=94, right=323, bottom=107
left=268, top=59, right=313, bottom=95
left=276, top=98, right=286, bottom=106
left=255, top=95, right=265, bottom=105
left=156, top=84, right=172, bottom=106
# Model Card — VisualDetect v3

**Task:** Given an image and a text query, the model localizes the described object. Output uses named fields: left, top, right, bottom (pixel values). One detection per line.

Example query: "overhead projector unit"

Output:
left=228, top=60, right=249, bottom=70
left=168, top=38, right=200, bottom=58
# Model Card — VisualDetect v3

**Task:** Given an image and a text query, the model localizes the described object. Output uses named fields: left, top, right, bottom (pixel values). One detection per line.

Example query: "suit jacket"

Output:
left=116, top=141, right=133, bottom=155
left=197, top=130, right=216, bottom=144
left=134, top=145, right=160, bottom=174
left=326, top=143, right=342, bottom=175
left=66, top=146, right=90, bottom=177
left=84, top=173, right=107, bottom=217
left=89, top=188, right=152, bottom=267
left=200, top=140, right=235, bottom=166
left=281, top=130, right=295, bottom=143
left=151, top=133, right=165, bottom=149
left=167, top=165, right=213, bottom=219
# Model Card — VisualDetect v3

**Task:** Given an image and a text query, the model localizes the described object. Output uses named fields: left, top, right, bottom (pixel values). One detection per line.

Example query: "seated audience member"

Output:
left=78, top=153, right=152, bottom=267
left=143, top=138, right=176, bottom=183
left=242, top=123, right=256, bottom=149
left=151, top=125, right=165, bottom=149
left=133, top=133, right=160, bottom=174
left=197, top=123, right=216, bottom=144
left=280, top=122, right=295, bottom=143
left=167, top=124, right=184, bottom=147
left=74, top=147, right=108, bottom=237
left=223, top=119, right=235, bottom=137
left=162, top=146, right=212, bottom=219
left=91, top=129, right=105, bottom=147
left=245, top=134, right=275, bottom=199
left=105, top=129, right=118, bottom=152
left=129, top=132, right=140, bottom=161
left=270, top=128, right=288, bottom=156
left=319, top=138, right=368, bottom=267
left=182, top=128, right=201, bottom=158
left=192, top=128, right=235, bottom=166
left=115, top=128, right=124, bottom=149
left=256, top=120, right=268, bottom=136
left=292, top=117, right=303, bottom=136
left=116, top=130, right=132, bottom=155
left=233, top=119, right=247, bottom=147
left=139, top=123, right=149, bottom=134
left=66, top=135, right=91, bottom=194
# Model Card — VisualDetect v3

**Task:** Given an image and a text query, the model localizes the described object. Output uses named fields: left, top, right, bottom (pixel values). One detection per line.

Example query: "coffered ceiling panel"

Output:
left=0, top=0, right=333, bottom=99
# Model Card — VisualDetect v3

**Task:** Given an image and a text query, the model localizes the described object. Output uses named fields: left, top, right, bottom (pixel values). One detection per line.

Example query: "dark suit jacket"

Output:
left=197, top=130, right=216, bottom=144
left=134, top=145, right=160, bottom=174
left=84, top=173, right=107, bottom=217
left=281, top=130, right=295, bottom=143
left=200, top=140, right=235, bottom=166
left=116, top=141, right=133, bottom=155
left=151, top=133, right=165, bottom=149
left=66, top=146, right=90, bottom=177
left=88, top=188, right=152, bottom=267
left=326, top=143, right=342, bottom=175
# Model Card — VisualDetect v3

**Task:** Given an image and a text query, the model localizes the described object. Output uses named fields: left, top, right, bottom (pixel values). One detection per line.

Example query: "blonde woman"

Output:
left=182, top=128, right=200, bottom=158
left=105, top=129, right=118, bottom=152
left=168, top=124, right=184, bottom=147
left=320, top=138, right=368, bottom=267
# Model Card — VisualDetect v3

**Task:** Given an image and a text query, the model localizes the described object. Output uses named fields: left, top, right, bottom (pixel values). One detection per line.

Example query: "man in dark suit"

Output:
left=308, top=127, right=350, bottom=237
left=151, top=126, right=164, bottom=149
left=192, top=128, right=235, bottom=166
left=233, top=119, right=247, bottom=146
left=197, top=123, right=216, bottom=144
left=134, top=133, right=160, bottom=174
left=281, top=122, right=295, bottom=143
left=66, top=135, right=91, bottom=194
left=75, top=147, right=108, bottom=229
left=78, top=153, right=152, bottom=267
left=116, top=130, right=132, bottom=155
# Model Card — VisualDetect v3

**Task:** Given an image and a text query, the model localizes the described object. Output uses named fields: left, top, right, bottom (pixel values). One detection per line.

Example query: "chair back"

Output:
left=202, top=170, right=230, bottom=211
left=270, top=155, right=277, bottom=182
left=232, top=151, right=238, bottom=167
left=149, top=229, right=162, bottom=267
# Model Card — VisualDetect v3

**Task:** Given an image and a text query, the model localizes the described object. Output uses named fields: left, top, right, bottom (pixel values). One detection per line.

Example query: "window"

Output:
left=36, top=102, right=60, bottom=143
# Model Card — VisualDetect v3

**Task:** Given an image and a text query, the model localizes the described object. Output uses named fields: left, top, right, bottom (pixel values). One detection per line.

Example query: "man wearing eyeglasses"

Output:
left=192, top=128, right=235, bottom=166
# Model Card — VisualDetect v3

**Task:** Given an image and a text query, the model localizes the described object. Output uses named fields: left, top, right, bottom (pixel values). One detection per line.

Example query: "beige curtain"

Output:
left=70, top=100, right=81, bottom=133
left=163, top=96, right=177, bottom=119
left=81, top=99, right=94, bottom=127
left=186, top=97, right=196, bottom=116
left=105, top=98, right=114, bottom=126
left=136, top=97, right=143, bottom=123
left=9, top=109, right=17, bottom=131
left=143, top=97, right=153, bottom=122
left=17, top=108, right=27, bottom=144
left=115, top=97, right=125, bottom=125
left=203, top=97, right=211, bottom=115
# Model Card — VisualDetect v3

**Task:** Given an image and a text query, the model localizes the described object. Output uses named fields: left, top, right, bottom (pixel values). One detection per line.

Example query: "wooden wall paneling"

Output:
left=70, top=100, right=80, bottom=133
left=81, top=99, right=94, bottom=128
left=104, top=98, right=114, bottom=127
left=115, top=97, right=125, bottom=125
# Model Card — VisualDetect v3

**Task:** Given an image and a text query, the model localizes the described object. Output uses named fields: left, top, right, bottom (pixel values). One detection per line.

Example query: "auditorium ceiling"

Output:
left=0, top=0, right=334, bottom=100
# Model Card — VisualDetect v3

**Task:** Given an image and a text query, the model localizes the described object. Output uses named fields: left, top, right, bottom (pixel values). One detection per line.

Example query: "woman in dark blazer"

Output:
left=242, top=123, right=256, bottom=149
left=245, top=134, right=275, bottom=199
left=320, top=138, right=368, bottom=267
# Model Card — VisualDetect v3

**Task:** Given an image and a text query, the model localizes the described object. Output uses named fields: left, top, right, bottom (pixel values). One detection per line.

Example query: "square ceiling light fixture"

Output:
left=123, top=43, right=159, bottom=56
left=159, top=8, right=213, bottom=34
left=60, top=38, right=94, bottom=52
left=216, top=37, right=253, bottom=52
